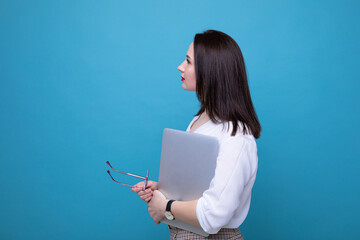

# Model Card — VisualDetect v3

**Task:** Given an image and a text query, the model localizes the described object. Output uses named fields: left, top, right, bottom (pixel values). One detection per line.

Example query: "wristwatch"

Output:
left=164, top=200, right=176, bottom=220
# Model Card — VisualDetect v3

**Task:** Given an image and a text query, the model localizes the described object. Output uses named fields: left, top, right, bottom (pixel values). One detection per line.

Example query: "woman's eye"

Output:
left=186, top=59, right=190, bottom=64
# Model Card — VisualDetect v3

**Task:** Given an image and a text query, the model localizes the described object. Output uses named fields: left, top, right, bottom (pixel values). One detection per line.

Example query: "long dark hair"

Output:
left=193, top=30, right=261, bottom=139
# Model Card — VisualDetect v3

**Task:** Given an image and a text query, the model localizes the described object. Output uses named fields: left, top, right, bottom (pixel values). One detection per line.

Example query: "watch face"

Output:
left=165, top=211, right=174, bottom=220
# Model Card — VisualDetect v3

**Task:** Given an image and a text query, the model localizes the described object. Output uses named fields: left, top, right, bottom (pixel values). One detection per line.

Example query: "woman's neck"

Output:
left=200, top=110, right=210, bottom=121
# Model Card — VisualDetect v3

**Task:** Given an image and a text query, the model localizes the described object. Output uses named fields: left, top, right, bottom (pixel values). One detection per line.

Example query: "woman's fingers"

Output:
left=131, top=181, right=145, bottom=192
left=139, top=191, right=153, bottom=200
left=130, top=181, right=158, bottom=203
left=137, top=188, right=152, bottom=196
left=133, top=188, right=153, bottom=202
left=145, top=196, right=152, bottom=202
left=143, top=193, right=153, bottom=202
left=131, top=187, right=143, bottom=193
left=131, top=181, right=158, bottom=192
left=140, top=192, right=153, bottom=199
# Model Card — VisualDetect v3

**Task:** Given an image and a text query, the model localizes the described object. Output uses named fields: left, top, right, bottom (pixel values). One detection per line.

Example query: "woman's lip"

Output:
left=181, top=77, right=185, bottom=81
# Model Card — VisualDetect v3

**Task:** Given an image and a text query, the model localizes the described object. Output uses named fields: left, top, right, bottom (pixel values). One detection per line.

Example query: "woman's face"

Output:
left=177, top=42, right=196, bottom=91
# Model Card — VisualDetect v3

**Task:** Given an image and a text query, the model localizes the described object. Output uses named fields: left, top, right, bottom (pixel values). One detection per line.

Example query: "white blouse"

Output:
left=186, top=116, right=258, bottom=234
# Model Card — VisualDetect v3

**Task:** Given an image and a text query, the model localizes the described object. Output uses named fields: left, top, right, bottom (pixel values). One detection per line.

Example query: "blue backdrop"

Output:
left=1, top=0, right=359, bottom=239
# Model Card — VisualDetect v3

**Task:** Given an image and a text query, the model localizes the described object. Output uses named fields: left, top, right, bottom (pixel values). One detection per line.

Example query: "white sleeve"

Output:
left=195, top=135, right=257, bottom=234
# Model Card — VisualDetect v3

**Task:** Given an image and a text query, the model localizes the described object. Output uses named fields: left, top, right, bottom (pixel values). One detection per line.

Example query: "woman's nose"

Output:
left=177, top=61, right=185, bottom=72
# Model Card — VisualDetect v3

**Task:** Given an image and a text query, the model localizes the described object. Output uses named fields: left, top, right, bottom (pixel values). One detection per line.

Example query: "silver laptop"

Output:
left=158, top=128, right=219, bottom=237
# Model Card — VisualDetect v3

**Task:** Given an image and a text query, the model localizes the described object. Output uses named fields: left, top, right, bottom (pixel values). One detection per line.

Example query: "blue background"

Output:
left=1, top=0, right=359, bottom=239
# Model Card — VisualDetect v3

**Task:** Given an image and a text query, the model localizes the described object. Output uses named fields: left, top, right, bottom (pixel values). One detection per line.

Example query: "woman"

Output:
left=131, top=30, right=261, bottom=239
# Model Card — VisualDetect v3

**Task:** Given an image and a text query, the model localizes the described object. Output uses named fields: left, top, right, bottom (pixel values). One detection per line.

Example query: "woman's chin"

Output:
left=182, top=83, right=196, bottom=91
left=181, top=82, right=187, bottom=90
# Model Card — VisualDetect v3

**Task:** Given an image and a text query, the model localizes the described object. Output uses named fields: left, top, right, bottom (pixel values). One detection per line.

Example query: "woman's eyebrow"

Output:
left=186, top=55, right=192, bottom=59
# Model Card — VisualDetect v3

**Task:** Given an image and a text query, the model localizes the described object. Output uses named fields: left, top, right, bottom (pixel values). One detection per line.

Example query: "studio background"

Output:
left=1, top=0, right=359, bottom=239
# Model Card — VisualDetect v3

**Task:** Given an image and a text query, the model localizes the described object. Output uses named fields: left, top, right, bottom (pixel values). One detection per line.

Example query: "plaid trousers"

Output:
left=169, top=226, right=244, bottom=240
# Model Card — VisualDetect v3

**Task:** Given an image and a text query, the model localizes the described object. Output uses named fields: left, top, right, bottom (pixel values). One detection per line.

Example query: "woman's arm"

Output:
left=147, top=190, right=200, bottom=226
left=171, top=198, right=200, bottom=226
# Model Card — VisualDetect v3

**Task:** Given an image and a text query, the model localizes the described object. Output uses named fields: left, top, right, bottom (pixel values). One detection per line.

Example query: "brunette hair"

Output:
left=193, top=30, right=261, bottom=138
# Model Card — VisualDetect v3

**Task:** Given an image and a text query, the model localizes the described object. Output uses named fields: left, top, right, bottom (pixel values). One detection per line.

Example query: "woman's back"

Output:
left=186, top=115, right=258, bottom=234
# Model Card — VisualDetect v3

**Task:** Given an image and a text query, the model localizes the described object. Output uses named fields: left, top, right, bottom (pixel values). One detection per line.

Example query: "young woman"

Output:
left=131, top=30, right=261, bottom=239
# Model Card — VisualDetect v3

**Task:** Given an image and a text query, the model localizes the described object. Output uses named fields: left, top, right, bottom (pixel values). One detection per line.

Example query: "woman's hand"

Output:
left=147, top=190, right=167, bottom=224
left=131, top=180, right=158, bottom=203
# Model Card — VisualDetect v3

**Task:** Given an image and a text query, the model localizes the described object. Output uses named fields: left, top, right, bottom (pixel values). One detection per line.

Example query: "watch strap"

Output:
left=166, top=200, right=175, bottom=212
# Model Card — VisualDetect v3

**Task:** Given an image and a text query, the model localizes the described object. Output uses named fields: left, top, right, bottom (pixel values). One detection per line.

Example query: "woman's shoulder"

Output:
left=186, top=116, right=255, bottom=144
left=211, top=119, right=255, bottom=142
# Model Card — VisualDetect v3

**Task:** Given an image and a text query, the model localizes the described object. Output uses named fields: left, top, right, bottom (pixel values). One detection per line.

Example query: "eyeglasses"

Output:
left=106, top=161, right=149, bottom=191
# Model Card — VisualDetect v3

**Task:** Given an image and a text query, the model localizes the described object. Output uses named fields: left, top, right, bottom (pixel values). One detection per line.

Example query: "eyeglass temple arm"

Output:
left=106, top=161, right=146, bottom=180
left=107, top=171, right=134, bottom=188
